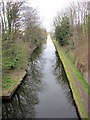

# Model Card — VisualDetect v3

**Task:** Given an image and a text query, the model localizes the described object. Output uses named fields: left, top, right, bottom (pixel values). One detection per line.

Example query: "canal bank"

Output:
left=53, top=39, right=88, bottom=119
left=2, top=35, right=79, bottom=119
left=2, top=46, right=38, bottom=100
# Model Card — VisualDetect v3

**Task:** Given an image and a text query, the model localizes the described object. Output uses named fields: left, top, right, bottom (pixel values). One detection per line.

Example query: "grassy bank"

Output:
left=2, top=40, right=38, bottom=99
left=2, top=36, right=46, bottom=99
left=53, top=40, right=88, bottom=118
left=1, top=1, right=47, bottom=99
left=2, top=69, right=26, bottom=98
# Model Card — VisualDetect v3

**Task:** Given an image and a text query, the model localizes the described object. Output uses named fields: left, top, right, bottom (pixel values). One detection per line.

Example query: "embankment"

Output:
left=53, top=39, right=88, bottom=119
left=2, top=46, right=38, bottom=100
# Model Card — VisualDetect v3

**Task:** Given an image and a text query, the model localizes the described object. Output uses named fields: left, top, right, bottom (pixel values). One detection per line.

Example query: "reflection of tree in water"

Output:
left=2, top=47, right=45, bottom=119
left=54, top=52, right=74, bottom=105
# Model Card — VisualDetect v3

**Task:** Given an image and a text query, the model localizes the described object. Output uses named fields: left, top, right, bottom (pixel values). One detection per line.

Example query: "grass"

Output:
left=2, top=37, right=39, bottom=97
left=2, top=38, right=28, bottom=96
left=14, top=39, right=30, bottom=70
left=53, top=40, right=88, bottom=118
left=2, top=69, right=26, bottom=96
left=2, top=38, right=38, bottom=97
left=3, top=75, right=18, bottom=92
left=62, top=47, right=88, bottom=96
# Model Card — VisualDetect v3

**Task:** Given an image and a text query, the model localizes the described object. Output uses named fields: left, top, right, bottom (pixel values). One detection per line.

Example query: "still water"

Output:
left=2, top=35, right=78, bottom=118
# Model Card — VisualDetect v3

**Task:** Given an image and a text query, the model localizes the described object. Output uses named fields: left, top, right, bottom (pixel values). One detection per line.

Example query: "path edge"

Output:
left=53, top=39, right=84, bottom=119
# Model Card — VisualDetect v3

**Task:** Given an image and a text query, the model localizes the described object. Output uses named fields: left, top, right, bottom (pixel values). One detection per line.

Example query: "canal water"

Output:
left=2, top=35, right=78, bottom=119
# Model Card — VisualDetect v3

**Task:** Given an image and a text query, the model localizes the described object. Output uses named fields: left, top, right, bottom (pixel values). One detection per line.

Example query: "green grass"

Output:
left=3, top=75, right=17, bottom=89
left=2, top=74, right=19, bottom=95
left=2, top=69, right=26, bottom=96
left=2, top=38, right=28, bottom=96
left=2, top=37, right=38, bottom=96
left=53, top=40, right=88, bottom=118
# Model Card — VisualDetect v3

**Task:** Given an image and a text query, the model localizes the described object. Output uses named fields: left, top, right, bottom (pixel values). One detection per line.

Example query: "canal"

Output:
left=2, top=35, right=79, bottom=119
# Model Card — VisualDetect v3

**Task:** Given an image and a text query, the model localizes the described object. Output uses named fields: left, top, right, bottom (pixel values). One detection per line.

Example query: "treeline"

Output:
left=0, top=1, right=47, bottom=75
left=53, top=2, right=88, bottom=81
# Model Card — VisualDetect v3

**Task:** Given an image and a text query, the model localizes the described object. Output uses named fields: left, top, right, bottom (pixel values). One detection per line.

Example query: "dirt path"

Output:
left=57, top=45, right=89, bottom=117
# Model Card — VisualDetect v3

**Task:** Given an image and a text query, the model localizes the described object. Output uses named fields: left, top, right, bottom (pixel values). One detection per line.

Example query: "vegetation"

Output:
left=53, top=40, right=88, bottom=118
left=0, top=1, right=47, bottom=95
left=53, top=2, right=88, bottom=83
left=52, top=2, right=89, bottom=118
left=54, top=15, right=70, bottom=46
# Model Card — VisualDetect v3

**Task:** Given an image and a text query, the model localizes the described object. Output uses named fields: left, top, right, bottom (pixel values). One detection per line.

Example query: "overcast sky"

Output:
left=28, top=0, right=72, bottom=32
left=1, top=0, right=89, bottom=32
left=27, top=0, right=89, bottom=32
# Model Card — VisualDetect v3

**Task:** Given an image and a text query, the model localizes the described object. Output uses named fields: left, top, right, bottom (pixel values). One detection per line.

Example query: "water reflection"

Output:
left=2, top=46, right=45, bottom=119
left=2, top=35, right=78, bottom=119
left=54, top=53, right=74, bottom=105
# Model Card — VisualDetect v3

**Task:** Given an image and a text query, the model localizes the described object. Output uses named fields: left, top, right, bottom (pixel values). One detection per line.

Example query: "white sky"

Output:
left=28, top=0, right=73, bottom=32
left=1, top=0, right=89, bottom=32
left=27, top=0, right=89, bottom=32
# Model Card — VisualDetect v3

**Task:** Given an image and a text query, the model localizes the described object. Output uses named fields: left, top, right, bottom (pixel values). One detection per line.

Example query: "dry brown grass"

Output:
left=72, top=28, right=88, bottom=82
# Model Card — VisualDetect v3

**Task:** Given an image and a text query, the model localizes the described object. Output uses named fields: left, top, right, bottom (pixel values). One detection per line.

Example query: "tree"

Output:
left=60, top=15, right=70, bottom=45
left=54, top=15, right=70, bottom=46
left=24, top=6, right=46, bottom=47
left=2, top=2, right=24, bottom=70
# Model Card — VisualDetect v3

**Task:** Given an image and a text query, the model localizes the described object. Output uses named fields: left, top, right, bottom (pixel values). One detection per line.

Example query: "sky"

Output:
left=28, top=0, right=72, bottom=32
left=1, top=0, right=89, bottom=32
left=27, top=0, right=89, bottom=32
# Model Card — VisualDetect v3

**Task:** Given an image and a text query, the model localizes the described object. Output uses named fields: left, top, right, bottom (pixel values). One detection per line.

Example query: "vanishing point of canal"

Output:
left=2, top=35, right=79, bottom=119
